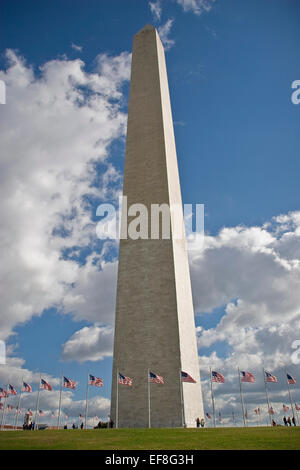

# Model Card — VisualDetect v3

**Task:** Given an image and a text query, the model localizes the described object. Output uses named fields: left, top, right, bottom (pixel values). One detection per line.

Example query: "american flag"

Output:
left=0, top=388, right=8, bottom=398
left=63, top=376, right=76, bottom=389
left=22, top=382, right=32, bottom=393
left=265, top=371, right=277, bottom=383
left=8, top=384, right=17, bottom=395
left=118, top=373, right=132, bottom=386
left=268, top=407, right=275, bottom=415
left=51, top=411, right=55, bottom=418
left=283, top=404, right=289, bottom=413
left=89, top=374, right=103, bottom=387
left=240, top=371, right=255, bottom=383
left=94, top=415, right=99, bottom=421
left=149, top=371, right=164, bottom=384
left=287, top=374, right=296, bottom=385
left=41, top=378, right=53, bottom=391
left=212, top=371, right=225, bottom=383
left=254, top=408, right=260, bottom=415
left=16, top=407, right=22, bottom=414
left=79, top=414, right=84, bottom=419
left=206, top=412, right=212, bottom=419
left=295, top=404, right=300, bottom=411
left=39, top=410, right=44, bottom=416
left=181, top=371, right=196, bottom=383
left=7, top=404, right=14, bottom=411
left=0, top=403, right=3, bottom=410
left=27, top=409, right=33, bottom=416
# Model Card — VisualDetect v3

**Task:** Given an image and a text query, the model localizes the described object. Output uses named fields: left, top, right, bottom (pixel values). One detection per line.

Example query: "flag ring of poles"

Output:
left=0, top=369, right=298, bottom=429
left=206, top=368, right=298, bottom=427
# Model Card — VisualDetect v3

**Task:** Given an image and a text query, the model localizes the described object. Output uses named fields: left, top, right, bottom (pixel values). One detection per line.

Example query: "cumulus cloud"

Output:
left=62, top=258, right=118, bottom=324
left=190, top=213, right=300, bottom=331
left=61, top=325, right=114, bottom=362
left=0, top=49, right=131, bottom=340
left=177, top=0, right=216, bottom=15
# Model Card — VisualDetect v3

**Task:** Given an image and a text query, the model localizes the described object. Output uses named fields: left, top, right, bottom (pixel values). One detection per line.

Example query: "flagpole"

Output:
left=57, top=373, right=63, bottom=430
left=263, top=368, right=272, bottom=426
left=238, top=367, right=246, bottom=427
left=34, top=374, right=41, bottom=430
left=148, top=368, right=151, bottom=429
left=0, top=390, right=5, bottom=431
left=232, top=409, right=236, bottom=427
left=84, top=371, right=89, bottom=429
left=116, top=368, right=119, bottom=429
left=179, top=369, right=186, bottom=428
left=1, top=384, right=9, bottom=430
left=14, top=377, right=23, bottom=429
left=285, top=368, right=296, bottom=425
left=209, top=367, right=216, bottom=428
left=295, top=408, right=299, bottom=425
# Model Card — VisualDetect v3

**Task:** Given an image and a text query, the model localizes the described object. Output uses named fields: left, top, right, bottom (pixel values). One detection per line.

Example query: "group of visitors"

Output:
left=271, top=416, right=296, bottom=426
left=70, top=419, right=114, bottom=430
left=196, top=417, right=205, bottom=428
left=283, top=416, right=296, bottom=426
left=23, top=422, right=34, bottom=430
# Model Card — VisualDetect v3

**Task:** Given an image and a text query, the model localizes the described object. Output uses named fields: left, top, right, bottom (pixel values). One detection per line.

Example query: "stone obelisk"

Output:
left=110, top=25, right=204, bottom=428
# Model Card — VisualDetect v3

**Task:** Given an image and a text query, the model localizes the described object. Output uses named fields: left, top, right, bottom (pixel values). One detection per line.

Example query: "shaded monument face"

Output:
left=110, top=25, right=204, bottom=428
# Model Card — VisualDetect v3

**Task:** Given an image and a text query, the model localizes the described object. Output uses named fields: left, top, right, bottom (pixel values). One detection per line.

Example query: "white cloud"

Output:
left=0, top=49, right=131, bottom=340
left=61, top=325, right=114, bottom=362
left=158, top=19, right=175, bottom=51
left=149, top=1, right=162, bottom=21
left=71, top=43, right=83, bottom=52
left=190, top=215, right=300, bottom=328
left=177, top=0, right=215, bottom=15
left=62, top=257, right=118, bottom=325
left=0, top=356, right=60, bottom=392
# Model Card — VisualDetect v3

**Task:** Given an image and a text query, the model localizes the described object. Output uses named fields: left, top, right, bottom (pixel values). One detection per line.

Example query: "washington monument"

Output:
left=110, top=25, right=204, bottom=428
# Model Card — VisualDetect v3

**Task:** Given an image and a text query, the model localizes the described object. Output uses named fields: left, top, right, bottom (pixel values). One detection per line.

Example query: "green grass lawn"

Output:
left=0, top=427, right=299, bottom=450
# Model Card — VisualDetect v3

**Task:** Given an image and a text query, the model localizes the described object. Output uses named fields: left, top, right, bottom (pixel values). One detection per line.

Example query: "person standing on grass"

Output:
left=292, top=416, right=296, bottom=426
left=287, top=417, right=292, bottom=426
left=283, top=416, right=287, bottom=426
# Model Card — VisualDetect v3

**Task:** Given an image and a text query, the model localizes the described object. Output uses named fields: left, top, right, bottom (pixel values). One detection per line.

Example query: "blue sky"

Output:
left=1, top=0, right=300, bottom=427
